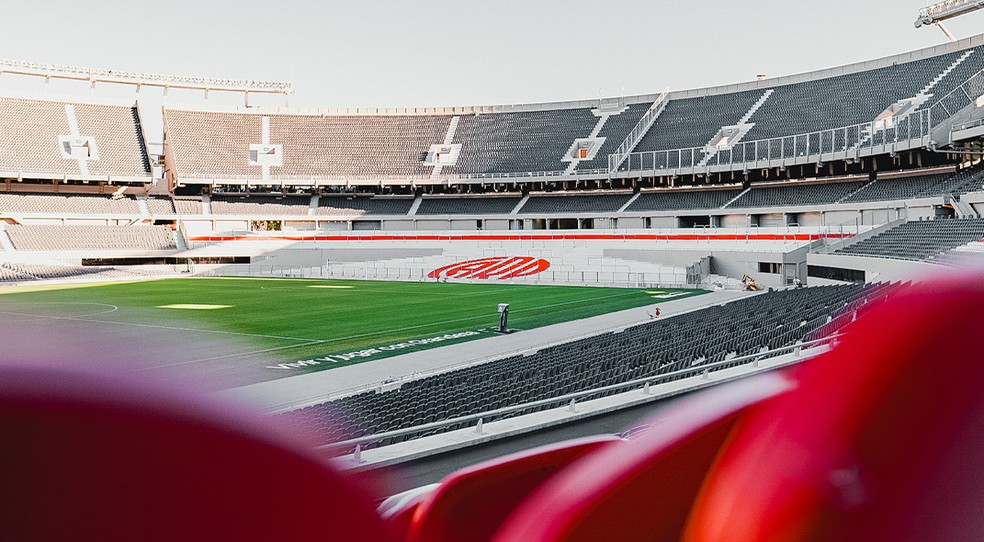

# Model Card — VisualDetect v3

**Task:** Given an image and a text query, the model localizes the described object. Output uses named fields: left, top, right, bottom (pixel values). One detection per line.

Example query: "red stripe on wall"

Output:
left=187, top=233, right=855, bottom=243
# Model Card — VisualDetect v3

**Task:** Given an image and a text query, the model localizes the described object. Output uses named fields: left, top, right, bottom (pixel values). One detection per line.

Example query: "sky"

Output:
left=1, top=0, right=983, bottom=109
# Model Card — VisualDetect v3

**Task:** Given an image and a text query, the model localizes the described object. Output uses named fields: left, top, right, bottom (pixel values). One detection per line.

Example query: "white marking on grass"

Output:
left=158, top=304, right=232, bottom=310
left=308, top=286, right=355, bottom=289
left=0, top=302, right=120, bottom=320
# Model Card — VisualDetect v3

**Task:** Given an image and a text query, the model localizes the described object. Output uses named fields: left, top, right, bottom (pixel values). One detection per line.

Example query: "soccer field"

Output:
left=0, top=278, right=706, bottom=380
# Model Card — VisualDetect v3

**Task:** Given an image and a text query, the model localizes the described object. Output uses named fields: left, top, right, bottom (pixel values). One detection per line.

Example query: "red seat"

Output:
left=378, top=484, right=439, bottom=539
left=684, top=275, right=984, bottom=541
left=0, top=368, right=397, bottom=542
left=408, top=435, right=621, bottom=542
left=491, top=373, right=794, bottom=542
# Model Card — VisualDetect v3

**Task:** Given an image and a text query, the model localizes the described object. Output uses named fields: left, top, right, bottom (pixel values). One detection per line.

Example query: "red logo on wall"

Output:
left=429, top=257, right=551, bottom=280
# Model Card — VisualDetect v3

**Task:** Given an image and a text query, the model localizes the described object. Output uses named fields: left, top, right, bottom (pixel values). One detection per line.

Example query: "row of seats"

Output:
left=835, top=217, right=984, bottom=261
left=729, top=181, right=867, bottom=208
left=416, top=196, right=521, bottom=215
left=521, top=193, right=633, bottom=214
left=281, top=284, right=878, bottom=451
left=0, top=263, right=179, bottom=281
left=5, top=224, right=177, bottom=251
left=0, top=97, right=151, bottom=178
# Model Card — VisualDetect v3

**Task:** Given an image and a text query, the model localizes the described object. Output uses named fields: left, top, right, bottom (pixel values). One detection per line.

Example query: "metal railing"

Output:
left=930, top=68, right=984, bottom=122
left=617, top=107, right=936, bottom=177
left=199, top=264, right=696, bottom=290
left=608, top=88, right=671, bottom=172
left=316, top=335, right=839, bottom=455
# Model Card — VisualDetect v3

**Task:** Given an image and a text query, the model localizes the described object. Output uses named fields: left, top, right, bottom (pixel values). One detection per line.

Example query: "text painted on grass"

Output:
left=267, top=330, right=485, bottom=370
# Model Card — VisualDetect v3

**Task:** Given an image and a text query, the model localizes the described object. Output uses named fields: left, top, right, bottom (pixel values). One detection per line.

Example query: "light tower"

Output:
left=915, top=0, right=984, bottom=42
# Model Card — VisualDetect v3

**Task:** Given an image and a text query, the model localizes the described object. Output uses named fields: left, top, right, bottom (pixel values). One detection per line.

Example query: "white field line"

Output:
left=125, top=289, right=657, bottom=370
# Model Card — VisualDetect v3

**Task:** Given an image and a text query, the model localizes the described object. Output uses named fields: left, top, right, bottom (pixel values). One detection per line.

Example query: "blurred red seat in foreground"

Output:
left=492, top=373, right=794, bottom=541
left=0, top=369, right=397, bottom=542
left=407, top=435, right=621, bottom=542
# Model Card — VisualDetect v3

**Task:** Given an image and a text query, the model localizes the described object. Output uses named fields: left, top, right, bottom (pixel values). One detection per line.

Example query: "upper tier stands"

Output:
left=5, top=224, right=177, bottom=251
left=742, top=50, right=983, bottom=141
left=576, top=103, right=651, bottom=171
left=634, top=90, right=765, bottom=153
left=0, top=97, right=150, bottom=179
left=160, top=41, right=984, bottom=182
left=164, top=109, right=453, bottom=179
left=283, top=284, right=873, bottom=450
left=834, top=218, right=984, bottom=261
left=444, top=109, right=598, bottom=176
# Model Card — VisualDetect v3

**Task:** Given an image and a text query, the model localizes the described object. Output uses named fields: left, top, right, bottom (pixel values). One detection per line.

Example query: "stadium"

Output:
left=2, top=1, right=984, bottom=540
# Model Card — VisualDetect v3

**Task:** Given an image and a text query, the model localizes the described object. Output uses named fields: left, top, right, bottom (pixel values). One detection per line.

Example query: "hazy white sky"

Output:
left=2, top=0, right=983, bottom=108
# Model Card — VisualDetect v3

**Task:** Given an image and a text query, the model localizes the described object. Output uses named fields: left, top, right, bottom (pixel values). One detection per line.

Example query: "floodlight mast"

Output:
left=0, top=59, right=294, bottom=106
left=915, top=0, right=984, bottom=42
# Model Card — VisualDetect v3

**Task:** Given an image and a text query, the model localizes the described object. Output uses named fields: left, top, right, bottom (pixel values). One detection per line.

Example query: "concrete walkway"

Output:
left=218, top=289, right=750, bottom=411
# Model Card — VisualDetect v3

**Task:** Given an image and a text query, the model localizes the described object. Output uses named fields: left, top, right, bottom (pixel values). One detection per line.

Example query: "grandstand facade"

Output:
left=0, top=35, right=982, bottom=288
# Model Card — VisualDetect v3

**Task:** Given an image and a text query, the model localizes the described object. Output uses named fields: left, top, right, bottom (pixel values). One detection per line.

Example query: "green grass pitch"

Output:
left=0, top=277, right=707, bottom=373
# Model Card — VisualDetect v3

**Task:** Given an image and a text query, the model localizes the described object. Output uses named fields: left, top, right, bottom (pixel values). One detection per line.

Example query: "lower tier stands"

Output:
left=282, top=284, right=877, bottom=451
left=416, top=196, right=522, bottom=215
left=211, top=196, right=311, bottom=216
left=317, top=196, right=415, bottom=216
left=5, top=224, right=177, bottom=251
left=840, top=172, right=952, bottom=203
left=627, top=188, right=742, bottom=212
left=144, top=196, right=177, bottom=215
left=520, top=193, right=633, bottom=214
left=939, top=166, right=984, bottom=195
left=0, top=263, right=180, bottom=281
left=0, top=192, right=142, bottom=214
left=729, top=180, right=867, bottom=208
left=173, top=198, right=204, bottom=214
left=834, top=218, right=984, bottom=261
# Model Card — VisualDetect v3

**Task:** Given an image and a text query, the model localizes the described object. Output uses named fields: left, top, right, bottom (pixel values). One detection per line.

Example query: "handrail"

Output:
left=316, top=334, right=840, bottom=453
left=932, top=68, right=984, bottom=119
left=608, top=88, right=671, bottom=172
left=617, top=107, right=934, bottom=176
